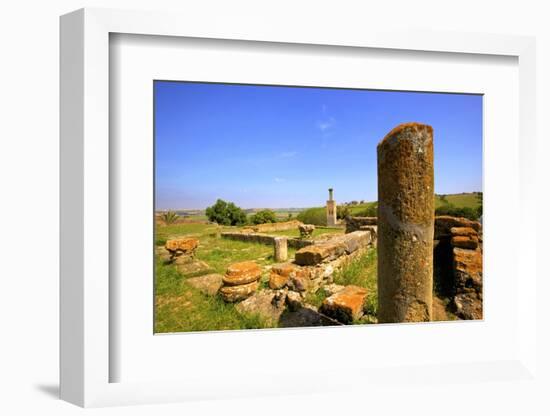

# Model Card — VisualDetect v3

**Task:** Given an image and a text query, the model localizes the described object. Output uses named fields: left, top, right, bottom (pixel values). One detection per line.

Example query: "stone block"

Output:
left=268, top=271, right=289, bottom=290
left=219, top=281, right=259, bottom=303
left=176, top=260, right=214, bottom=278
left=453, top=247, right=483, bottom=292
left=451, top=235, right=479, bottom=249
left=186, top=273, right=223, bottom=296
left=222, top=261, right=262, bottom=286
left=165, top=238, right=199, bottom=256
left=235, top=290, right=285, bottom=324
left=320, top=285, right=368, bottom=324
left=435, top=216, right=481, bottom=239
left=294, top=241, right=347, bottom=265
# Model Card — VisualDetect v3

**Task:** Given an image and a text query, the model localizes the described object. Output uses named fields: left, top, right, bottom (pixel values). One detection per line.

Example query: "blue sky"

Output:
left=155, top=81, right=482, bottom=210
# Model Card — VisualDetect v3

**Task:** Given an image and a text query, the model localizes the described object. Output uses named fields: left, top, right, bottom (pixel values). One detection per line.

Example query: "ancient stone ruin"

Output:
left=214, top=228, right=377, bottom=326
left=243, top=219, right=303, bottom=233
left=299, top=223, right=315, bottom=239
left=160, top=237, right=214, bottom=277
left=319, top=285, right=368, bottom=324
left=219, top=261, right=262, bottom=302
left=433, top=216, right=482, bottom=320
left=294, top=231, right=373, bottom=266
left=345, top=216, right=377, bottom=233
left=162, top=122, right=482, bottom=328
left=273, top=237, right=288, bottom=262
left=377, top=122, right=435, bottom=323
left=165, top=237, right=198, bottom=260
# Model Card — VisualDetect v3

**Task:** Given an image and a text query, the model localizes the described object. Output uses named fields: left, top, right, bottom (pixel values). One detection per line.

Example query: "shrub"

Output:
left=355, top=202, right=378, bottom=217
left=250, top=209, right=277, bottom=224
left=435, top=204, right=480, bottom=221
left=205, top=199, right=247, bottom=226
left=296, top=207, right=327, bottom=226
left=336, top=204, right=351, bottom=220
left=160, top=210, right=179, bottom=225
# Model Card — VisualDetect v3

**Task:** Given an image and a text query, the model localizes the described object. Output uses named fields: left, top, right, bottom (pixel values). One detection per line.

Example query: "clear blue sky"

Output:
left=155, top=81, right=482, bottom=210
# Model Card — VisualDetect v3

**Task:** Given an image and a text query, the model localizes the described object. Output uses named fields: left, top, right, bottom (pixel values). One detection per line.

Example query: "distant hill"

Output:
left=434, top=192, right=481, bottom=209
left=158, top=192, right=482, bottom=220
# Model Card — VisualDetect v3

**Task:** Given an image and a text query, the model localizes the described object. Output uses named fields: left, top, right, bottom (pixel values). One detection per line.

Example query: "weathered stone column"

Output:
left=274, top=237, right=288, bottom=262
left=377, top=123, right=434, bottom=323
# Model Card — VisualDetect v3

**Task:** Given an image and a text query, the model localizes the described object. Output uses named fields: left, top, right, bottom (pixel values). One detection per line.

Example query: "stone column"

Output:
left=377, top=123, right=434, bottom=323
left=274, top=237, right=288, bottom=262
left=326, top=188, right=337, bottom=227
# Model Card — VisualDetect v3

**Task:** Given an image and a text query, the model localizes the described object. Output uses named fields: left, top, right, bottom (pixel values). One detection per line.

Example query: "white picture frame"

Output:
left=60, top=7, right=538, bottom=408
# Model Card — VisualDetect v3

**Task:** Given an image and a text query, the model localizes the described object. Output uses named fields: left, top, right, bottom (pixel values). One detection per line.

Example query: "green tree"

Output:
left=205, top=199, right=247, bottom=226
left=250, top=209, right=277, bottom=224
left=337, top=204, right=351, bottom=220
left=296, top=207, right=327, bottom=226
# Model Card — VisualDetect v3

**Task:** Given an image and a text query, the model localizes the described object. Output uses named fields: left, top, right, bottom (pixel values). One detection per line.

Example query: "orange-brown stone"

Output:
left=450, top=226, right=477, bottom=236
left=165, top=238, right=199, bottom=255
left=435, top=216, right=481, bottom=238
left=222, top=261, right=262, bottom=286
left=451, top=235, right=479, bottom=249
left=219, top=281, right=259, bottom=303
left=453, top=247, right=482, bottom=290
left=320, top=285, right=368, bottom=324
left=268, top=272, right=289, bottom=290
left=294, top=242, right=347, bottom=265
left=271, top=263, right=297, bottom=277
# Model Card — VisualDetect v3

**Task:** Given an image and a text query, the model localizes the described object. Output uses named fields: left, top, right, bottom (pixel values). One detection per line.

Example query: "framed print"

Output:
left=60, top=8, right=538, bottom=408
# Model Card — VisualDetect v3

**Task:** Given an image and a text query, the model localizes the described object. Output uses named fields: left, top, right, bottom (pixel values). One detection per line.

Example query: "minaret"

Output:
left=326, top=188, right=337, bottom=226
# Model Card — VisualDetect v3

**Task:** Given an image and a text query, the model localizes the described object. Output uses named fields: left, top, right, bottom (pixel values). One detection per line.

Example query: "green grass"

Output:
left=333, top=248, right=378, bottom=318
left=196, top=237, right=297, bottom=274
left=156, top=222, right=297, bottom=274
left=303, top=288, right=329, bottom=308
left=155, top=257, right=276, bottom=333
left=156, top=222, right=219, bottom=245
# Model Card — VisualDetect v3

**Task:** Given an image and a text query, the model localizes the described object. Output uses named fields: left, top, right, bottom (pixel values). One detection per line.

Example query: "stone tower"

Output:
left=326, top=188, right=337, bottom=227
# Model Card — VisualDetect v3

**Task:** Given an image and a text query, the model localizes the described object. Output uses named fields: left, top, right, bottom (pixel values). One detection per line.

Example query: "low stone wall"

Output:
left=433, top=216, right=483, bottom=320
left=243, top=220, right=303, bottom=233
left=220, top=231, right=315, bottom=249
left=294, top=231, right=374, bottom=266
left=345, top=216, right=377, bottom=233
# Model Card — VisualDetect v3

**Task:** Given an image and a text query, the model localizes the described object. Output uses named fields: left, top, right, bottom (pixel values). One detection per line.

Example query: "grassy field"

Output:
left=434, top=192, right=481, bottom=209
